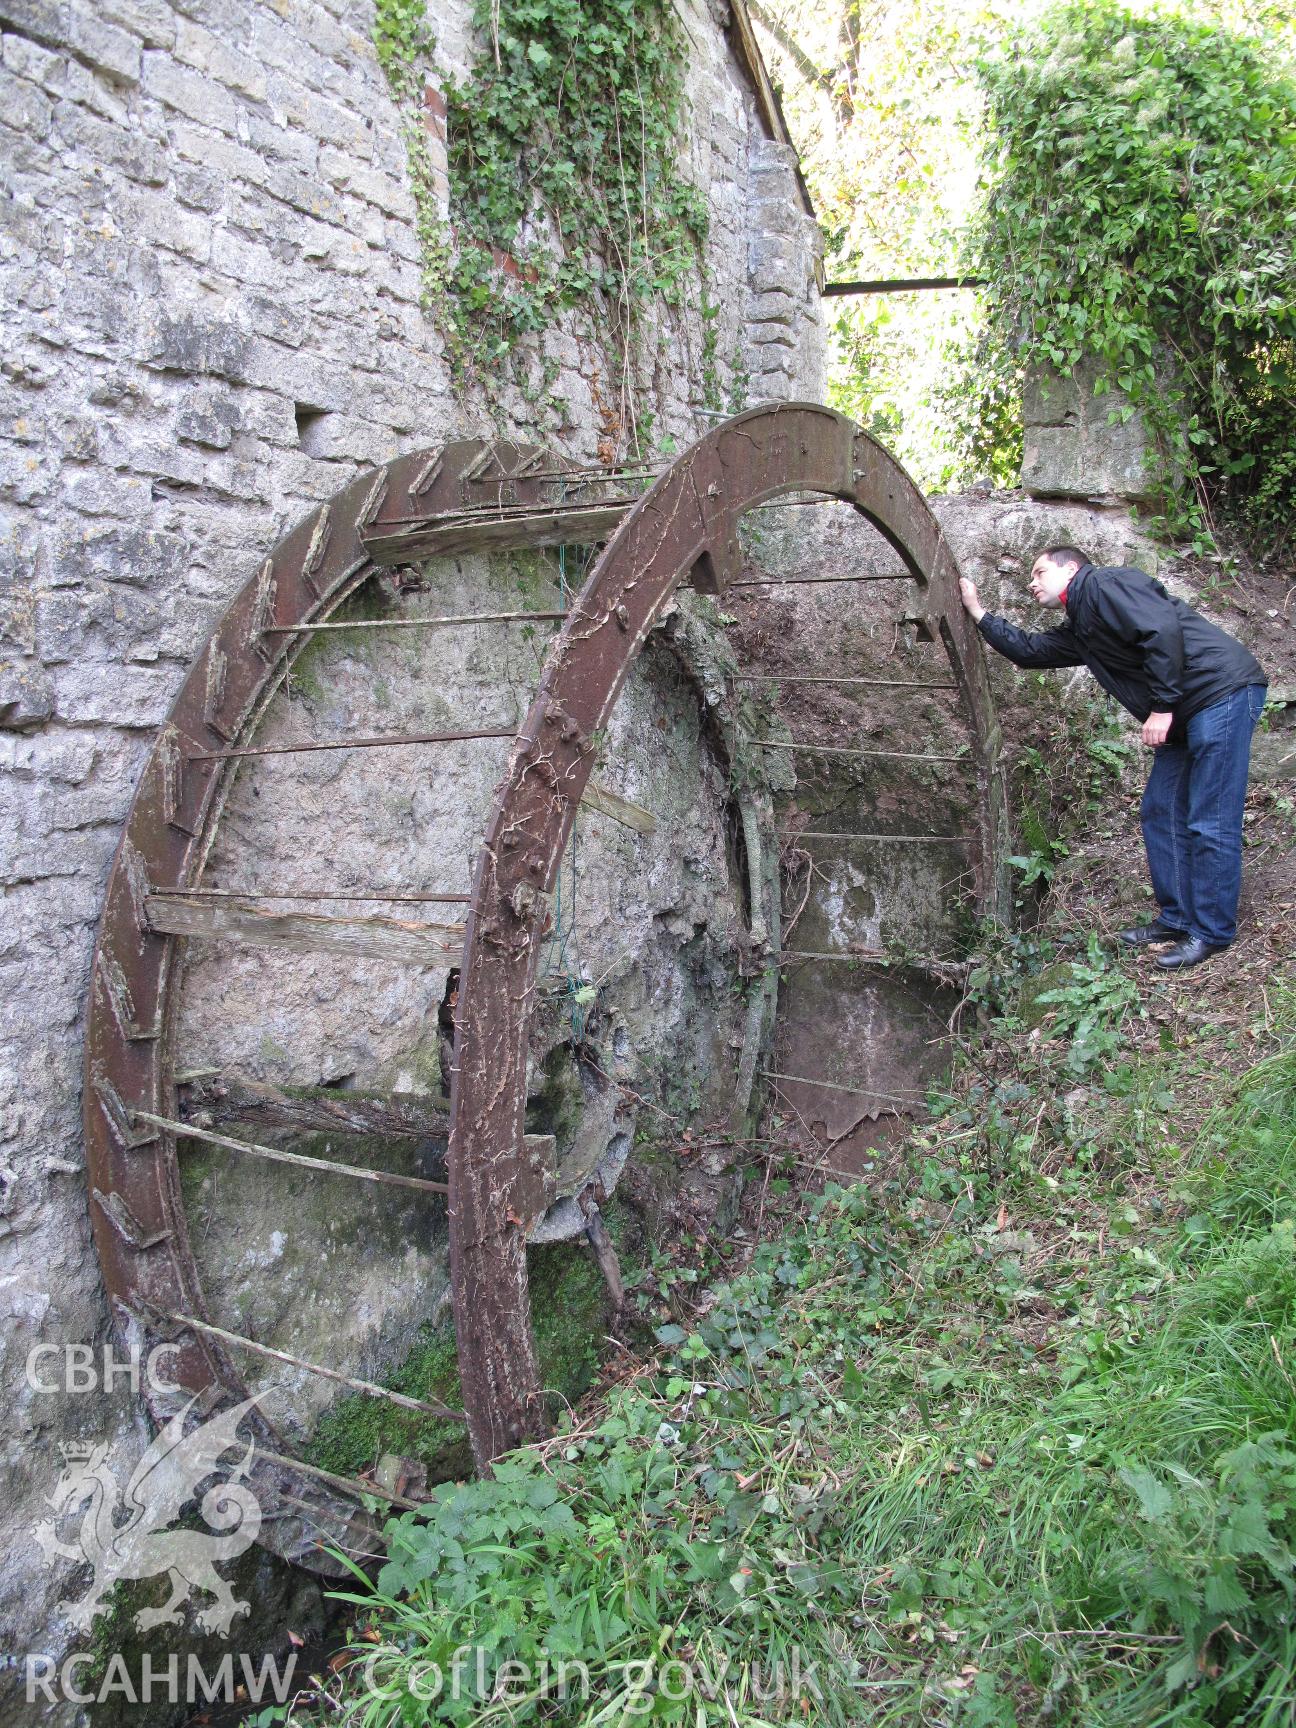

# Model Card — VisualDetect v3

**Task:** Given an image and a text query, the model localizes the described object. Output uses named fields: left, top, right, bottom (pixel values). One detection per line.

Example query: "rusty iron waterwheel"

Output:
left=83, top=404, right=1008, bottom=1569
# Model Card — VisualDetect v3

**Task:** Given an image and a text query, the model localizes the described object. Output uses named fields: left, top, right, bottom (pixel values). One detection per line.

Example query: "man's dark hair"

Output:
left=1041, top=545, right=1089, bottom=571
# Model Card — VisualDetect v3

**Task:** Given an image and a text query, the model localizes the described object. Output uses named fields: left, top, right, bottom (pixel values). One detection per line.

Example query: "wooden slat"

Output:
left=146, top=894, right=463, bottom=967
left=581, top=779, right=656, bottom=836
left=160, top=1095, right=557, bottom=1209
left=180, top=1073, right=451, bottom=1141
left=362, top=500, right=632, bottom=563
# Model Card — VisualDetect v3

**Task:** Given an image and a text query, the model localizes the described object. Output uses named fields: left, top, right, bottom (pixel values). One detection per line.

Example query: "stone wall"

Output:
left=1022, top=357, right=1162, bottom=504
left=0, top=0, right=825, bottom=1709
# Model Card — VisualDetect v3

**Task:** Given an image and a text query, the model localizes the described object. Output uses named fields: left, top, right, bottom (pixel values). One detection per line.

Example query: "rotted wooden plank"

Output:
left=361, top=500, right=634, bottom=564
left=152, top=1108, right=558, bottom=1226
left=176, top=1077, right=558, bottom=1198
left=180, top=1073, right=453, bottom=1140
left=145, top=894, right=463, bottom=967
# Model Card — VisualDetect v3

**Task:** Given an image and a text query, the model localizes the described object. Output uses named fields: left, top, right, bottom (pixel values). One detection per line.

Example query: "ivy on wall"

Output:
left=957, top=0, right=1296, bottom=553
left=374, top=0, right=710, bottom=444
left=373, top=0, right=432, bottom=100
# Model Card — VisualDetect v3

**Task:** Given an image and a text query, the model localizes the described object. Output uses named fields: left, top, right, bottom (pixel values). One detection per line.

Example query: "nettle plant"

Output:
left=374, top=0, right=709, bottom=440
left=961, top=0, right=1296, bottom=554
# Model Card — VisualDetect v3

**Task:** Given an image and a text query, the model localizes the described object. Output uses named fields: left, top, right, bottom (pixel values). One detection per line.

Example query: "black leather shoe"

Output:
left=1154, top=935, right=1229, bottom=970
left=1117, top=919, right=1186, bottom=947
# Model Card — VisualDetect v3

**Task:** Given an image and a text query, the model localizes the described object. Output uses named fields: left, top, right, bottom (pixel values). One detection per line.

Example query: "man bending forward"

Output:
left=959, top=547, right=1267, bottom=970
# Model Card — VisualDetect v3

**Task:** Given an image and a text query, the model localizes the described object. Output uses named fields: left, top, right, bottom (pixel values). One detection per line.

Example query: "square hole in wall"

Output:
left=295, top=402, right=332, bottom=456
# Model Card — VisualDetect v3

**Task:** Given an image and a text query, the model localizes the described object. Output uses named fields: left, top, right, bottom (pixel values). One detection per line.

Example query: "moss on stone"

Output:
left=301, top=1234, right=611, bottom=1484
left=528, top=1235, right=608, bottom=1407
left=82, top=1578, right=136, bottom=1691
left=303, top=1322, right=472, bottom=1485
left=1018, top=799, right=1053, bottom=859
left=283, top=576, right=414, bottom=704
left=528, top=1041, right=588, bottom=1146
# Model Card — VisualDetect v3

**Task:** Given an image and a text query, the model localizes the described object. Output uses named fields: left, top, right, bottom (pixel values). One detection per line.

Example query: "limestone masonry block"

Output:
left=1021, top=357, right=1160, bottom=504
left=97, top=0, right=176, bottom=49
left=0, top=658, right=56, bottom=730
left=64, top=10, right=144, bottom=83
left=141, top=46, right=239, bottom=129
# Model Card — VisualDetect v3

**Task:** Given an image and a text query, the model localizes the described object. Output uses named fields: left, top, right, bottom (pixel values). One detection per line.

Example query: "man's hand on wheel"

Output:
left=1142, top=711, right=1174, bottom=747
left=959, top=577, right=985, bottom=622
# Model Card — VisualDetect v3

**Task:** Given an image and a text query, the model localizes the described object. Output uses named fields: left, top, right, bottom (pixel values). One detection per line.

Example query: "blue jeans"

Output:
left=1140, top=683, right=1267, bottom=946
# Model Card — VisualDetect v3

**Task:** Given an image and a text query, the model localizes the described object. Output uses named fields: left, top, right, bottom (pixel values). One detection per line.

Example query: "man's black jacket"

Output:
left=977, top=562, right=1265, bottom=740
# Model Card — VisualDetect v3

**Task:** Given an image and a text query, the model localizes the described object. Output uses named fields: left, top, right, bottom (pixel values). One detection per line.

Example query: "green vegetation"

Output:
left=373, top=0, right=707, bottom=430
left=443, top=0, right=707, bottom=354
left=304, top=1320, right=471, bottom=1486
left=1032, top=934, right=1145, bottom=1074
left=292, top=953, right=1295, bottom=1724
left=373, top=0, right=432, bottom=99
left=303, top=1242, right=609, bottom=1487
left=755, top=0, right=1296, bottom=544
left=961, top=0, right=1296, bottom=550
left=370, top=0, right=449, bottom=327
left=748, top=0, right=992, bottom=480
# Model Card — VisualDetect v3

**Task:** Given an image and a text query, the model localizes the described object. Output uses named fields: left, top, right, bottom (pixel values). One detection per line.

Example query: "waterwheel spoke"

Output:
left=188, top=726, right=518, bottom=764
left=753, top=739, right=969, bottom=763
left=152, top=886, right=471, bottom=904
left=729, top=571, right=915, bottom=587
left=168, top=1313, right=466, bottom=1422
left=133, top=1111, right=451, bottom=1195
left=255, top=1447, right=424, bottom=1513
left=261, top=608, right=566, bottom=635
left=776, top=829, right=969, bottom=843
left=759, top=1068, right=929, bottom=1108
left=730, top=674, right=957, bottom=689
